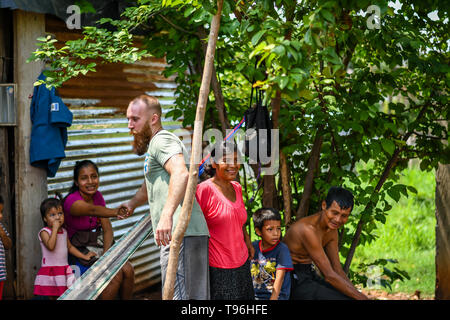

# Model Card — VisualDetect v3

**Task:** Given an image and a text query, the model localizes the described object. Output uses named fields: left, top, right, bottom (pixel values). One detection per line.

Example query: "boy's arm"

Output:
left=0, top=225, right=12, bottom=250
left=270, top=269, right=287, bottom=300
left=300, top=226, right=368, bottom=300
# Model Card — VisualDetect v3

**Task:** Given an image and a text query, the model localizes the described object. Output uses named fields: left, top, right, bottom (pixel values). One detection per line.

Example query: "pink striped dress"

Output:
left=33, top=227, right=76, bottom=297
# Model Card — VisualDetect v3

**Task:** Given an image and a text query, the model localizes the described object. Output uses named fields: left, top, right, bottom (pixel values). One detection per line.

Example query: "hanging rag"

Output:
left=29, top=72, right=73, bottom=177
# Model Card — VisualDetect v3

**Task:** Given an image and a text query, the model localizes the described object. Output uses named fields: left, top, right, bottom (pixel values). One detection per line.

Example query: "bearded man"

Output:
left=121, top=95, right=210, bottom=300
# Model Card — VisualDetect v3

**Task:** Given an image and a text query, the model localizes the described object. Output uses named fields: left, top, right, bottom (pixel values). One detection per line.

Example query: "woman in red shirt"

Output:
left=196, top=142, right=254, bottom=300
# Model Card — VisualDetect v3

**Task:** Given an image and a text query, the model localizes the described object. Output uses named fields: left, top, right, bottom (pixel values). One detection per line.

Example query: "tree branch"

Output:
left=343, top=104, right=429, bottom=274
left=158, top=14, right=197, bottom=35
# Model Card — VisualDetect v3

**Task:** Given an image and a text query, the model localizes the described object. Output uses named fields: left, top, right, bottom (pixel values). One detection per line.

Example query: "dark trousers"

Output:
left=290, top=264, right=353, bottom=300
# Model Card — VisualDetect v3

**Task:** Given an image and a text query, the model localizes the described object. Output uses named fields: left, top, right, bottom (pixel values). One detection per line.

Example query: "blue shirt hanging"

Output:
left=29, top=72, right=73, bottom=177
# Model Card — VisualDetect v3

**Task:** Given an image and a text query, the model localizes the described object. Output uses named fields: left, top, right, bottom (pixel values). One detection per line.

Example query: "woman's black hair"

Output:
left=201, top=140, right=239, bottom=180
left=40, top=193, right=63, bottom=224
left=252, top=207, right=281, bottom=230
left=65, top=160, right=99, bottom=199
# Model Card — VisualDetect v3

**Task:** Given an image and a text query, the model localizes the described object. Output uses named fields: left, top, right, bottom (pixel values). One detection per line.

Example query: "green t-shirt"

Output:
left=144, top=130, right=209, bottom=242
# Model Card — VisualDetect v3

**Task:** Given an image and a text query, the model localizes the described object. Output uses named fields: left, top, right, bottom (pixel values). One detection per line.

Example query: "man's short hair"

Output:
left=131, top=94, right=162, bottom=117
left=252, top=207, right=281, bottom=230
left=325, top=186, right=354, bottom=211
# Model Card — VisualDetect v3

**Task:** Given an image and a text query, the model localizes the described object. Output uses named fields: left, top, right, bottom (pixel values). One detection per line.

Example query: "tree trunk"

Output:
left=198, top=27, right=230, bottom=135
left=262, top=90, right=282, bottom=209
left=343, top=147, right=401, bottom=273
left=280, top=150, right=292, bottom=225
left=296, top=126, right=324, bottom=219
left=162, top=0, right=223, bottom=300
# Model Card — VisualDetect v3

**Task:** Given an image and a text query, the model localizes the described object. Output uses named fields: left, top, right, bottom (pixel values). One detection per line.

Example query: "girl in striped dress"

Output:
left=0, top=196, right=12, bottom=300
left=34, top=197, right=97, bottom=299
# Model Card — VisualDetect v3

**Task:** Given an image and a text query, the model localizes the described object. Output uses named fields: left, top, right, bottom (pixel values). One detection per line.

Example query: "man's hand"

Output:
left=155, top=212, right=173, bottom=247
left=117, top=202, right=135, bottom=219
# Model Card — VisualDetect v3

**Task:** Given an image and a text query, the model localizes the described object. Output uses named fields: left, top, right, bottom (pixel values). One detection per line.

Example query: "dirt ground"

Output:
left=133, top=285, right=162, bottom=300
left=132, top=285, right=434, bottom=300
left=361, top=288, right=433, bottom=300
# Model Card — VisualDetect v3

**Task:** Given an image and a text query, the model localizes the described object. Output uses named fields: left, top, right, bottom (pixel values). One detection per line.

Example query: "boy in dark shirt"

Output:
left=251, top=208, right=293, bottom=300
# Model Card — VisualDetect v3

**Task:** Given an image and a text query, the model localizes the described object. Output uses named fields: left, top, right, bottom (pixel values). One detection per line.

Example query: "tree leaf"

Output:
left=381, top=139, right=396, bottom=155
left=251, top=29, right=266, bottom=46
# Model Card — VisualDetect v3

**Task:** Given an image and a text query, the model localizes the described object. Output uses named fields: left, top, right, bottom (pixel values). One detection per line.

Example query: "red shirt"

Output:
left=196, top=179, right=248, bottom=269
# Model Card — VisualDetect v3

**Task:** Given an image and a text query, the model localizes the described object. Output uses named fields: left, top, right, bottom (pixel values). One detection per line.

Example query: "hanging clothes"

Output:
left=29, top=72, right=73, bottom=177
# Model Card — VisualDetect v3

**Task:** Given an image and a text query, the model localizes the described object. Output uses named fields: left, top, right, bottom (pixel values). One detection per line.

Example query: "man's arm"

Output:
left=155, top=153, right=189, bottom=247
left=324, top=232, right=361, bottom=288
left=300, top=226, right=368, bottom=300
left=119, top=181, right=148, bottom=218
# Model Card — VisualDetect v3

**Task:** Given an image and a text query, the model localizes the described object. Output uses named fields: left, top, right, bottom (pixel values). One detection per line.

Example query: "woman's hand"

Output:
left=84, top=251, right=97, bottom=261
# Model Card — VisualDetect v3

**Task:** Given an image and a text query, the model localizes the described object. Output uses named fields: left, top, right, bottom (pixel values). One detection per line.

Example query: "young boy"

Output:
left=250, top=208, right=293, bottom=300
left=0, top=196, right=12, bottom=300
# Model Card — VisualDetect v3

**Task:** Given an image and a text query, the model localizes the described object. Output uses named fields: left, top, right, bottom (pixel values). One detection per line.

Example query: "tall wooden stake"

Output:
left=162, top=0, right=223, bottom=300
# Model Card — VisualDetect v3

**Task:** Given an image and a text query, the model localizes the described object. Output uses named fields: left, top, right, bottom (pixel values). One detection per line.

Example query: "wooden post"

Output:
left=162, top=0, right=223, bottom=300
left=13, top=10, right=48, bottom=299
left=436, top=164, right=450, bottom=299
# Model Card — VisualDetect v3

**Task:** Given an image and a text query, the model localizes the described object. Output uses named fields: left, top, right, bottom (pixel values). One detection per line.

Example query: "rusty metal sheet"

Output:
left=45, top=15, right=190, bottom=294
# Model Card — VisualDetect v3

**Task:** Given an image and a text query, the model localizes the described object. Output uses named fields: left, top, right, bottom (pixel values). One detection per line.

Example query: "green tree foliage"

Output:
left=29, top=0, right=449, bottom=285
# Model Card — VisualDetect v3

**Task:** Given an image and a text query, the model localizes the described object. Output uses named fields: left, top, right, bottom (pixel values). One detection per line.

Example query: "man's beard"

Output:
left=131, top=122, right=152, bottom=156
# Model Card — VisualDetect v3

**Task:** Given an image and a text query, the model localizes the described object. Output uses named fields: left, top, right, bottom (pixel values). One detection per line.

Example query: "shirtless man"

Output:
left=283, top=186, right=369, bottom=300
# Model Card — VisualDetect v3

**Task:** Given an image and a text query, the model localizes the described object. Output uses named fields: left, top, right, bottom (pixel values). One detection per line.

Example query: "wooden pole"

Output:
left=162, top=0, right=223, bottom=300
left=14, top=10, right=48, bottom=299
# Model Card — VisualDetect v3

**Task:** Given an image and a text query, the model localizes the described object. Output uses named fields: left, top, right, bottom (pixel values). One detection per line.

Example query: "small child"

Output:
left=0, top=196, right=12, bottom=300
left=250, top=208, right=293, bottom=300
left=34, top=197, right=97, bottom=299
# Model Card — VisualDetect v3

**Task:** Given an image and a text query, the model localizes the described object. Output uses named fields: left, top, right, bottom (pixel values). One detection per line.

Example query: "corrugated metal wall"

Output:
left=45, top=15, right=191, bottom=292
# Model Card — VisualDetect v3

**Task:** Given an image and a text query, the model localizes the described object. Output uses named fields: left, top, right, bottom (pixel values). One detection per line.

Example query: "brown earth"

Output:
left=361, top=288, right=434, bottom=300
left=133, top=285, right=434, bottom=300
